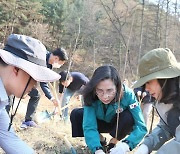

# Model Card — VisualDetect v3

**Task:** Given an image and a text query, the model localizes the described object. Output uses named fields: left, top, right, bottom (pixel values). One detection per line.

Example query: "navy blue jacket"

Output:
left=59, top=72, right=89, bottom=93
left=40, top=52, right=53, bottom=100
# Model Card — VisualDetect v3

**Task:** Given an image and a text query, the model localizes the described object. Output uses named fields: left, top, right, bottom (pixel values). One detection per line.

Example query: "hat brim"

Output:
left=133, top=64, right=180, bottom=88
left=0, top=49, right=61, bottom=82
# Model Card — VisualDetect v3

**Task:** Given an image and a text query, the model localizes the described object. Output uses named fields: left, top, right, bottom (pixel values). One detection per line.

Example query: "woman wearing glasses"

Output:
left=70, top=65, right=147, bottom=154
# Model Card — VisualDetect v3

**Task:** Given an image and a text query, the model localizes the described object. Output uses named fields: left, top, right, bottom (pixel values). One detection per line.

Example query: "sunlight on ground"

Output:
left=0, top=89, right=159, bottom=154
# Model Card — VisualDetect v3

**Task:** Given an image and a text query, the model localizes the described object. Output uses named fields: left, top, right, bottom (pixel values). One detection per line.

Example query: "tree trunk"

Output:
left=154, top=0, right=161, bottom=48
left=137, top=0, right=145, bottom=75
left=172, top=0, right=178, bottom=52
left=165, top=0, right=170, bottom=47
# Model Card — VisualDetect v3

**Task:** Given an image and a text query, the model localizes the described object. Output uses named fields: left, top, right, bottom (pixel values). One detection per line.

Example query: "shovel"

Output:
left=37, top=107, right=57, bottom=123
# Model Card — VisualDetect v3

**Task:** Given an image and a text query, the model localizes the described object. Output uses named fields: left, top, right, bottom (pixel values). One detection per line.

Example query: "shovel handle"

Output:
left=48, top=82, right=62, bottom=114
left=64, top=136, right=77, bottom=154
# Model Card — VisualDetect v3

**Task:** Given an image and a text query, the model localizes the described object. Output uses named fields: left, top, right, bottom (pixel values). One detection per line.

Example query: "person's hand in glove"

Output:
left=95, top=149, right=105, bottom=154
left=110, top=142, right=130, bottom=154
left=134, top=144, right=149, bottom=154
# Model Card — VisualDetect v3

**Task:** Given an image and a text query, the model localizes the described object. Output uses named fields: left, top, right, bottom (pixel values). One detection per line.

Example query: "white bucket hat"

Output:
left=0, top=34, right=60, bottom=82
left=133, top=48, right=180, bottom=88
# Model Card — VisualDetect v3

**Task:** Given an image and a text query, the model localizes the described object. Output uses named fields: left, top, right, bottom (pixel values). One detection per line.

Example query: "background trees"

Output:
left=0, top=0, right=179, bottom=82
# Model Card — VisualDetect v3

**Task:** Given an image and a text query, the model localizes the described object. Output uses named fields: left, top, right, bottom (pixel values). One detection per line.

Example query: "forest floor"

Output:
left=0, top=90, right=159, bottom=154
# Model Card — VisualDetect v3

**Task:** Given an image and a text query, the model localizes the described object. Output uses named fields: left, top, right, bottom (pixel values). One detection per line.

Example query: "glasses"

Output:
left=96, top=89, right=116, bottom=97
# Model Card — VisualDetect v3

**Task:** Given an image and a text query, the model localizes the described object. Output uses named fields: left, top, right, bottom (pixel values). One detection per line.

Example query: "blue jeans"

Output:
left=61, top=88, right=75, bottom=120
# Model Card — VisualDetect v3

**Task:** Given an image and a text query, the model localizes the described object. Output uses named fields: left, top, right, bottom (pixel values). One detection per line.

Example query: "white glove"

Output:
left=110, top=142, right=130, bottom=154
left=142, top=92, right=147, bottom=98
left=137, top=91, right=142, bottom=97
left=95, top=149, right=105, bottom=154
left=134, top=144, right=149, bottom=154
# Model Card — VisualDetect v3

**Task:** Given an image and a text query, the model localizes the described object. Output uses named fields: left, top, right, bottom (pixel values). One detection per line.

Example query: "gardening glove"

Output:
left=142, top=91, right=147, bottom=98
left=137, top=91, right=142, bottom=97
left=95, top=149, right=105, bottom=154
left=110, top=142, right=130, bottom=154
left=134, top=144, right=149, bottom=154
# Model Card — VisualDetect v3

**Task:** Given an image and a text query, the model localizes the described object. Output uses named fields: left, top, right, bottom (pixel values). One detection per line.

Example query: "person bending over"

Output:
left=70, top=65, right=147, bottom=154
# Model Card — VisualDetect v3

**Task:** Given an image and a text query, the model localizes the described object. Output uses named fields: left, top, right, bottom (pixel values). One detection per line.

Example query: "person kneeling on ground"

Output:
left=70, top=65, right=147, bottom=154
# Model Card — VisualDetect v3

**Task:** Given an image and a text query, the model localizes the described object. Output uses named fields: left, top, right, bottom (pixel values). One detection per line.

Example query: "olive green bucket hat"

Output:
left=133, top=48, right=180, bottom=88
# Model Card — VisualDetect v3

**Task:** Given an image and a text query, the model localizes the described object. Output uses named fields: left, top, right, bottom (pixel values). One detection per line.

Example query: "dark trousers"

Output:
left=25, top=88, right=40, bottom=121
left=70, top=108, right=134, bottom=140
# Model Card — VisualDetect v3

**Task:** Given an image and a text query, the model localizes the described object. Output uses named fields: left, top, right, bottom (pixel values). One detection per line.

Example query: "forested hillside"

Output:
left=0, top=1, right=179, bottom=153
left=0, top=0, right=179, bottom=81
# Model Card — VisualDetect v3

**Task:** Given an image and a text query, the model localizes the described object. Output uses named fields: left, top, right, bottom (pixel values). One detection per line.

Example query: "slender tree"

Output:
left=165, top=0, right=170, bottom=47
left=137, top=0, right=145, bottom=68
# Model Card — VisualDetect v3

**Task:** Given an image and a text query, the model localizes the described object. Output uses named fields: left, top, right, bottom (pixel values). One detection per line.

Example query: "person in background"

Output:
left=133, top=48, right=180, bottom=154
left=59, top=71, right=89, bottom=122
left=70, top=65, right=147, bottom=154
left=0, top=34, right=60, bottom=153
left=134, top=86, right=155, bottom=124
left=20, top=47, right=68, bottom=128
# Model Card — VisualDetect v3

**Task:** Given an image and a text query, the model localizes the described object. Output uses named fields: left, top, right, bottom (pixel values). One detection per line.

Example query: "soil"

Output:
left=0, top=91, right=159, bottom=154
